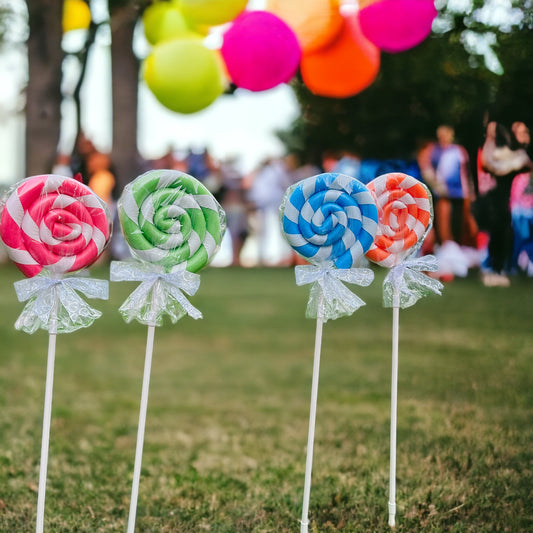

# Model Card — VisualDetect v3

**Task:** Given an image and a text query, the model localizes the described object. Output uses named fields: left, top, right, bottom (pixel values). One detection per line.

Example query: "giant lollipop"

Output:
left=366, top=172, right=432, bottom=269
left=0, top=174, right=111, bottom=533
left=282, top=172, right=377, bottom=271
left=111, top=169, right=225, bottom=533
left=280, top=172, right=377, bottom=533
left=1, top=174, right=110, bottom=278
left=365, top=172, right=442, bottom=527
left=118, top=169, right=224, bottom=274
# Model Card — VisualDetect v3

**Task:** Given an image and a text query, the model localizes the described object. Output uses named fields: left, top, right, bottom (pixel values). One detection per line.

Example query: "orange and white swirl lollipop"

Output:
left=365, top=172, right=438, bottom=531
left=365, top=172, right=432, bottom=268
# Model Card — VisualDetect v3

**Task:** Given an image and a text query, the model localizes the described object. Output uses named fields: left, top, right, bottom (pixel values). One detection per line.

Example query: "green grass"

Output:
left=0, top=263, right=532, bottom=532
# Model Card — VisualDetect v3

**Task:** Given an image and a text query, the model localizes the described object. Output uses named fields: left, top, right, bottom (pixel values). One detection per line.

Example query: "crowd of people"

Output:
left=418, top=121, right=533, bottom=286
left=40, top=121, right=533, bottom=287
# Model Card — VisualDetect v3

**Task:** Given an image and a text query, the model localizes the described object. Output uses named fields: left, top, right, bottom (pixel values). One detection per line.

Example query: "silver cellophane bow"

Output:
left=110, top=260, right=202, bottom=326
left=384, top=254, right=444, bottom=308
left=295, top=264, right=375, bottom=322
left=13, top=274, right=109, bottom=334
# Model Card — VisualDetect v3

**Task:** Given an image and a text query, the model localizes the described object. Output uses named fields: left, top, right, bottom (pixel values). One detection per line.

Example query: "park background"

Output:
left=0, top=0, right=532, bottom=531
left=0, top=0, right=532, bottom=189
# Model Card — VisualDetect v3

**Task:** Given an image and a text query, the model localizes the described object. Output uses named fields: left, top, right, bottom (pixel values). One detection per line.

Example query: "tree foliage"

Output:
left=279, top=1, right=533, bottom=169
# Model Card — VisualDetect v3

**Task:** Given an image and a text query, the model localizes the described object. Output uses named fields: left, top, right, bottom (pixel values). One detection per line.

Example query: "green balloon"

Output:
left=142, top=2, right=192, bottom=45
left=143, top=38, right=225, bottom=114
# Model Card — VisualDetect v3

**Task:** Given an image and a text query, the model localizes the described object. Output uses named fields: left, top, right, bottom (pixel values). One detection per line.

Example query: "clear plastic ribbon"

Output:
left=383, top=254, right=444, bottom=309
left=295, top=264, right=375, bottom=322
left=110, top=261, right=202, bottom=326
left=13, top=274, right=109, bottom=334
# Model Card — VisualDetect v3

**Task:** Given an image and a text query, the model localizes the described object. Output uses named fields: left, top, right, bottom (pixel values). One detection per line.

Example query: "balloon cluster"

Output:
left=268, top=0, right=437, bottom=99
left=64, top=0, right=437, bottom=113
left=140, top=0, right=301, bottom=113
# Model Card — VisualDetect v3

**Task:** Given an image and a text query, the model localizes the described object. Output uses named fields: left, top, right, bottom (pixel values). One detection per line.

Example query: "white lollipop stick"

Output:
left=300, top=292, right=324, bottom=533
left=388, top=288, right=401, bottom=527
left=126, top=322, right=156, bottom=533
left=36, top=295, right=59, bottom=533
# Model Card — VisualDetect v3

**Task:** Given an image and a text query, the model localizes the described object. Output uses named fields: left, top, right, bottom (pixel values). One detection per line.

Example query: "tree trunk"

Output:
left=25, top=0, right=63, bottom=176
left=109, top=1, right=141, bottom=192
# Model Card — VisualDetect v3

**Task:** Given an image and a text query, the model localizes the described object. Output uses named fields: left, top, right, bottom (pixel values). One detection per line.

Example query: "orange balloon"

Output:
left=300, top=12, right=380, bottom=98
left=266, top=0, right=343, bottom=53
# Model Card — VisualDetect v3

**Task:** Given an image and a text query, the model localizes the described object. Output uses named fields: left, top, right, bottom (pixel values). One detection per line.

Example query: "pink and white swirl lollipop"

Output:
left=0, top=174, right=111, bottom=277
left=0, top=174, right=111, bottom=533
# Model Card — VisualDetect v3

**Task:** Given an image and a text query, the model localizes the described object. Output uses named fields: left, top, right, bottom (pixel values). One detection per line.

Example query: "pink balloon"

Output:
left=358, top=0, right=437, bottom=53
left=221, top=10, right=301, bottom=92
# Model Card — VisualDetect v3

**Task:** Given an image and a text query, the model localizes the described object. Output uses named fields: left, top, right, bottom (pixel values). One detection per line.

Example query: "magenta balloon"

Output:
left=220, top=10, right=301, bottom=92
left=358, top=0, right=437, bottom=53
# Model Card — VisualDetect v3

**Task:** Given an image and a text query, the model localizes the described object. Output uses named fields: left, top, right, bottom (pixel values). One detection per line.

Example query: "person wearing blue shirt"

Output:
left=423, top=125, right=475, bottom=245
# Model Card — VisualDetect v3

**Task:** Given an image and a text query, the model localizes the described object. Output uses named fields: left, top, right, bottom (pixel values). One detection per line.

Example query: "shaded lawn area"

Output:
left=0, top=263, right=532, bottom=532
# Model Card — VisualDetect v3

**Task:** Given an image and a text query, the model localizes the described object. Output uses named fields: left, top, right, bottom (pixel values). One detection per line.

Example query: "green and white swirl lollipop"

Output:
left=114, top=170, right=226, bottom=533
left=118, top=169, right=226, bottom=272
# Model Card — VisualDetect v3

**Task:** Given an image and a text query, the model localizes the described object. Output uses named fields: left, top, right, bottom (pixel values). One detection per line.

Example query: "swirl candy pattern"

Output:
left=281, top=172, right=378, bottom=268
left=118, top=170, right=225, bottom=273
left=365, top=172, right=432, bottom=268
left=0, top=174, right=111, bottom=278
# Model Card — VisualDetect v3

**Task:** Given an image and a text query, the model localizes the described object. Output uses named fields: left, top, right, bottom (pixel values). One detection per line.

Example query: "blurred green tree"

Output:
left=278, top=0, right=533, bottom=170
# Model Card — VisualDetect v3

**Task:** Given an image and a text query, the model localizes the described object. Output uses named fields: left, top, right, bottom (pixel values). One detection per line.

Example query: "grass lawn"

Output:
left=0, top=263, right=532, bottom=532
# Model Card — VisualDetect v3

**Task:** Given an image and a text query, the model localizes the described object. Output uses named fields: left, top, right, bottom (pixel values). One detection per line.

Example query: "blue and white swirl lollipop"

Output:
left=281, top=173, right=379, bottom=533
left=280, top=172, right=378, bottom=267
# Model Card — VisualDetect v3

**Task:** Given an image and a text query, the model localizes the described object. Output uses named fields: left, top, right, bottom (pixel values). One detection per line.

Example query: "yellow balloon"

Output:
left=177, top=0, right=248, bottom=27
left=143, top=38, right=226, bottom=114
left=142, top=2, right=193, bottom=45
left=62, top=0, right=91, bottom=33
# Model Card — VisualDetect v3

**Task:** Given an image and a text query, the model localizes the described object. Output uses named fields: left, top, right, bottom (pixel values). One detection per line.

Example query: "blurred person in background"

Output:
left=87, top=151, right=115, bottom=208
left=333, top=150, right=362, bottom=180
left=284, top=153, right=321, bottom=265
left=247, top=157, right=293, bottom=266
left=217, top=157, right=249, bottom=266
left=479, top=121, right=532, bottom=286
left=87, top=150, right=117, bottom=263
left=70, top=131, right=97, bottom=184
left=424, top=125, right=476, bottom=245
left=509, top=121, right=533, bottom=275
left=52, top=152, right=73, bottom=177
left=420, top=125, right=477, bottom=281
